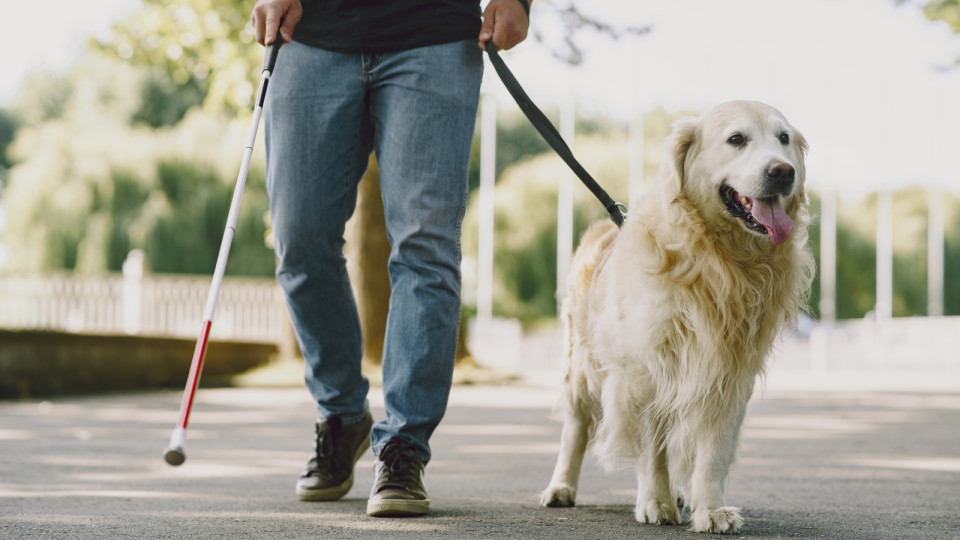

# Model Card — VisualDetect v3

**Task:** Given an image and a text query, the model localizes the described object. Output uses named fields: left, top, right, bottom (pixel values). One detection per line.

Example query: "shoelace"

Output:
left=379, top=441, right=421, bottom=485
left=306, top=418, right=341, bottom=477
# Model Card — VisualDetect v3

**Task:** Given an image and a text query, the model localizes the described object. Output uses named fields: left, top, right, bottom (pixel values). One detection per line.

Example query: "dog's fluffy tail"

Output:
left=567, top=221, right=618, bottom=301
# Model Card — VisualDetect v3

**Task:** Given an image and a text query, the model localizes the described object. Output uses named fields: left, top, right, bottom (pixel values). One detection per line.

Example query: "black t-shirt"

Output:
left=293, top=0, right=483, bottom=53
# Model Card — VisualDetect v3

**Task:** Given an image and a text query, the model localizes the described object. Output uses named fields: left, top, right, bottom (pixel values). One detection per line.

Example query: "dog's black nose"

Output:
left=765, top=162, right=795, bottom=195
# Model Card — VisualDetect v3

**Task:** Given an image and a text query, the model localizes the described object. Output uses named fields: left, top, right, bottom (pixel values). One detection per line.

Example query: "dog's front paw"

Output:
left=691, top=506, right=743, bottom=534
left=635, top=499, right=681, bottom=526
left=540, top=484, right=577, bottom=507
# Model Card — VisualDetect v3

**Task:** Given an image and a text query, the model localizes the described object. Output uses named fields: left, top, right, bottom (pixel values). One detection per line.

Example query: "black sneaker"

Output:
left=295, top=412, right=373, bottom=501
left=366, top=438, right=430, bottom=517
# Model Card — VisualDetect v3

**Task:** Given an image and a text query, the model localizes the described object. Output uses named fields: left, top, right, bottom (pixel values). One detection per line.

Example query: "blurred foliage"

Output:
left=463, top=107, right=683, bottom=323
left=807, top=188, right=937, bottom=320
left=463, top=133, right=626, bottom=322
left=944, top=196, right=960, bottom=315
left=920, top=0, right=960, bottom=33
left=1, top=54, right=273, bottom=275
left=0, top=107, right=18, bottom=187
left=132, top=69, right=207, bottom=128
left=94, top=0, right=263, bottom=116
left=138, top=159, right=272, bottom=275
left=901, top=0, right=960, bottom=64
left=467, top=109, right=619, bottom=193
left=11, top=72, right=73, bottom=126
left=1, top=0, right=275, bottom=276
left=888, top=188, right=934, bottom=317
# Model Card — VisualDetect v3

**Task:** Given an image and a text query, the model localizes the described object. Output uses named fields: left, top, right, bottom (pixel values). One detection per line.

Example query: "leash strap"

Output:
left=484, top=41, right=626, bottom=228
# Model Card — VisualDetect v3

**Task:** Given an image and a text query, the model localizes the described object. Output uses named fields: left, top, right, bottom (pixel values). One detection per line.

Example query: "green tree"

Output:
left=94, top=0, right=264, bottom=116
left=93, top=0, right=263, bottom=113
left=132, top=160, right=272, bottom=276
left=0, top=107, right=19, bottom=191
left=834, top=196, right=878, bottom=319
left=890, top=188, right=932, bottom=317
left=916, top=0, right=960, bottom=32
left=463, top=130, right=629, bottom=323
left=1, top=53, right=273, bottom=275
left=9, top=72, right=73, bottom=126
left=944, top=195, right=960, bottom=315
left=806, top=186, right=960, bottom=320
left=131, top=69, right=207, bottom=128
left=898, top=0, right=960, bottom=315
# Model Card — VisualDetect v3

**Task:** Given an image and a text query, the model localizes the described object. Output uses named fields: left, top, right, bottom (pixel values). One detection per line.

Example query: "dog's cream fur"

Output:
left=540, top=101, right=815, bottom=534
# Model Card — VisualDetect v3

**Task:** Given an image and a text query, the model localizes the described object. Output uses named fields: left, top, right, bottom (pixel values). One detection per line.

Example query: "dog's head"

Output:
left=665, top=101, right=807, bottom=245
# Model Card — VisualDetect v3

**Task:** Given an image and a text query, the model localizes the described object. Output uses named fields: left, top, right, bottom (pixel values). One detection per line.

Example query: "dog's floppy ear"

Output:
left=664, top=117, right=698, bottom=194
left=792, top=127, right=809, bottom=203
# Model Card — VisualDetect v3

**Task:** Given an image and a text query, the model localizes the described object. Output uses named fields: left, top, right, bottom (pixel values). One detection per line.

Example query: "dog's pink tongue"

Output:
left=751, top=198, right=793, bottom=244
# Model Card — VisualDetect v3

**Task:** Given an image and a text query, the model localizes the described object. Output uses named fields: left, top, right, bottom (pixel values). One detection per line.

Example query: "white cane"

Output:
left=164, top=31, right=282, bottom=466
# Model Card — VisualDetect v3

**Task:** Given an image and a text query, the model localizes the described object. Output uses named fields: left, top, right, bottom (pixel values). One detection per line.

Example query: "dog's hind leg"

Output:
left=541, top=301, right=592, bottom=508
left=540, top=409, right=589, bottom=507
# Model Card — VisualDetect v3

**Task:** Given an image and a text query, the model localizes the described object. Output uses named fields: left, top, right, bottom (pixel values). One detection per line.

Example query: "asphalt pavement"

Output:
left=1, top=371, right=959, bottom=539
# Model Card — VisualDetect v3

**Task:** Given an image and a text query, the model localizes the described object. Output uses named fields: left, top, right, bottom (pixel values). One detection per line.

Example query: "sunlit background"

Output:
left=2, top=0, right=959, bottom=395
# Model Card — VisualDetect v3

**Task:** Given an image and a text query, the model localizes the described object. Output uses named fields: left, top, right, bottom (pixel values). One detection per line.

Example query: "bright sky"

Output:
left=2, top=0, right=960, bottom=199
left=2, top=0, right=139, bottom=104
left=497, top=0, right=960, bottom=196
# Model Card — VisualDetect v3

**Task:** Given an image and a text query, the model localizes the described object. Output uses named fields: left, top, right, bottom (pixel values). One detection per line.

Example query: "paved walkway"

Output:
left=1, top=376, right=959, bottom=539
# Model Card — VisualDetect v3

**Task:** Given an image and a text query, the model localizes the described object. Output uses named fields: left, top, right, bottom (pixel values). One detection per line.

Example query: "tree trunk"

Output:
left=346, top=153, right=391, bottom=366
left=346, top=153, right=471, bottom=367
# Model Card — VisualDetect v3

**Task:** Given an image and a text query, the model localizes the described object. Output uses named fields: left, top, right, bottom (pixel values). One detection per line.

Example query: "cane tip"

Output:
left=164, top=446, right=186, bottom=466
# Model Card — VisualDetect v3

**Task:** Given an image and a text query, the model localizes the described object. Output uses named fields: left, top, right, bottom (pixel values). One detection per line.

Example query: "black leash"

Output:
left=484, top=41, right=627, bottom=228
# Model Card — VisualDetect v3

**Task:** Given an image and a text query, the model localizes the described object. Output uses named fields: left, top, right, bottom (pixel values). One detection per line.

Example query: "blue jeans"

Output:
left=264, top=39, right=482, bottom=464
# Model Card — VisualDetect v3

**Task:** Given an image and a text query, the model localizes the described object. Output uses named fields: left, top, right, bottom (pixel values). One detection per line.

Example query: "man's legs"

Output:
left=265, top=37, right=482, bottom=511
left=366, top=41, right=483, bottom=462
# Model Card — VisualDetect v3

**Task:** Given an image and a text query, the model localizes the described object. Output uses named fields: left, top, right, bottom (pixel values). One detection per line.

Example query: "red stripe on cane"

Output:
left=177, top=320, right=212, bottom=430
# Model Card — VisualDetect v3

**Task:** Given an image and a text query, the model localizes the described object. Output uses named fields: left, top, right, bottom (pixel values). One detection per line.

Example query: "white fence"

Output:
left=805, top=315, right=960, bottom=373
left=0, top=265, right=287, bottom=344
left=4, top=265, right=958, bottom=378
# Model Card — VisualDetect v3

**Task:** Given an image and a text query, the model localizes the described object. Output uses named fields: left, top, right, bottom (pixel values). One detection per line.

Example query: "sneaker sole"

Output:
left=366, top=498, right=430, bottom=517
left=295, top=435, right=371, bottom=501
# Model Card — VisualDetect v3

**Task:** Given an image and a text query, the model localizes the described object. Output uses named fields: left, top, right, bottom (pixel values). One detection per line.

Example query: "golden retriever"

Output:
left=540, top=101, right=815, bottom=534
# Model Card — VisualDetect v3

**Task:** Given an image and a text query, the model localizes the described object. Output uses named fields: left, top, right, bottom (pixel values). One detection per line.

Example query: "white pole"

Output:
left=628, top=46, right=645, bottom=204
left=928, top=188, right=944, bottom=317
left=122, top=249, right=146, bottom=335
left=820, top=74, right=837, bottom=327
left=477, top=93, right=497, bottom=326
left=876, top=84, right=894, bottom=323
left=556, top=97, right=575, bottom=308
left=812, top=70, right=837, bottom=373
left=876, top=190, right=893, bottom=321
left=628, top=112, right=644, bottom=204
left=819, top=190, right=837, bottom=326
left=928, top=86, right=945, bottom=318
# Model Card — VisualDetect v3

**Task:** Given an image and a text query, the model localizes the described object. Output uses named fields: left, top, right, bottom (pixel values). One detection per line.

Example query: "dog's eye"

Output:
left=778, top=132, right=790, bottom=145
left=726, top=133, right=745, bottom=147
